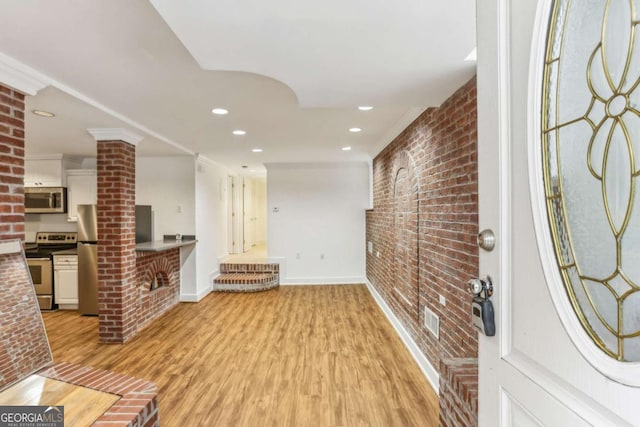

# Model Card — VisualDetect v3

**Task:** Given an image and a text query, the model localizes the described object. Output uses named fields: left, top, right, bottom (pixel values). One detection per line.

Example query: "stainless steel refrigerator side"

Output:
left=77, top=204, right=99, bottom=316
left=77, top=204, right=98, bottom=242
left=77, top=242, right=98, bottom=315
left=135, top=205, right=153, bottom=243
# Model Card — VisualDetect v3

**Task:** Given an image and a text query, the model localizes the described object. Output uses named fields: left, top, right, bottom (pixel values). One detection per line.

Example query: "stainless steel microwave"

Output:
left=24, top=187, right=67, bottom=214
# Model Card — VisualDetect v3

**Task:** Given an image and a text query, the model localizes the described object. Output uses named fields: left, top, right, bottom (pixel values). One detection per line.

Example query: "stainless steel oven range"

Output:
left=25, top=232, right=77, bottom=310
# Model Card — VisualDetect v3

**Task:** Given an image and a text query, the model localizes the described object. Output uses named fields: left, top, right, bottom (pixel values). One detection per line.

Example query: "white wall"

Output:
left=136, top=156, right=196, bottom=239
left=266, top=162, right=369, bottom=284
left=193, top=157, right=232, bottom=300
left=25, top=214, right=76, bottom=242
left=253, top=177, right=267, bottom=244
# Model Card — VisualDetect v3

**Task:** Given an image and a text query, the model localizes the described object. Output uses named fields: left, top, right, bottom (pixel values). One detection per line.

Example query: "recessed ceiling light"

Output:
left=32, top=109, right=55, bottom=118
left=252, top=148, right=263, bottom=153
left=232, top=130, right=246, bottom=136
left=358, top=106, right=373, bottom=111
left=349, top=127, right=362, bottom=133
left=342, top=146, right=352, bottom=151
left=212, top=108, right=229, bottom=115
left=465, top=47, right=477, bottom=62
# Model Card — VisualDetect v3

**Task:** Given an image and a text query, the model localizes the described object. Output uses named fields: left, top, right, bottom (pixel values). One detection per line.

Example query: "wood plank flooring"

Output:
left=42, top=285, right=439, bottom=426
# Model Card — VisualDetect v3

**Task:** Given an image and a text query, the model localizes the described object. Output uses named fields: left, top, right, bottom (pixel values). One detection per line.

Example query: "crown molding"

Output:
left=0, top=52, right=49, bottom=95
left=87, top=128, right=144, bottom=146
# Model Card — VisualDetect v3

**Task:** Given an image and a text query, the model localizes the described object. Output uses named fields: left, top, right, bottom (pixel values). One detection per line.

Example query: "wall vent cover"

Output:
left=424, top=306, right=440, bottom=339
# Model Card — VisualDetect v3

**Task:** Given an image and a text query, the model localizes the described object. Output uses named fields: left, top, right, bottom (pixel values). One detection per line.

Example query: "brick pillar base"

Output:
left=0, top=84, right=25, bottom=242
left=96, top=139, right=137, bottom=343
left=439, top=358, right=478, bottom=427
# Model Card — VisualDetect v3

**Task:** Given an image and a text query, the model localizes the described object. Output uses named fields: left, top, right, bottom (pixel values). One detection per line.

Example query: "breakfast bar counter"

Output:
left=135, top=237, right=197, bottom=252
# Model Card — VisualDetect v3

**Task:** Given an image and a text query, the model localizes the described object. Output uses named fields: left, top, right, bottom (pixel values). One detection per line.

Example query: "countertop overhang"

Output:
left=135, top=238, right=197, bottom=252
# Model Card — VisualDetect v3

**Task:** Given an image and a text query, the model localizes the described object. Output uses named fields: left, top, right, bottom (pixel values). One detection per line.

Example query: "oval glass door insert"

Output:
left=542, top=0, right=640, bottom=362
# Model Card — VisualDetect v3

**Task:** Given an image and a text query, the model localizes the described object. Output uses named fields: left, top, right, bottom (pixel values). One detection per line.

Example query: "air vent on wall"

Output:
left=424, top=306, right=440, bottom=339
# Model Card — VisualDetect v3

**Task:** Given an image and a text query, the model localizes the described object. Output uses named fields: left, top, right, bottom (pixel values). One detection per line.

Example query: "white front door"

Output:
left=478, top=0, right=640, bottom=425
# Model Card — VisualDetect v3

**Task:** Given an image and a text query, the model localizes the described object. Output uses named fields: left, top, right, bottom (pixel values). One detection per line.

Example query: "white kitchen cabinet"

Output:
left=53, top=254, right=78, bottom=309
left=66, top=169, right=97, bottom=222
left=25, top=159, right=63, bottom=187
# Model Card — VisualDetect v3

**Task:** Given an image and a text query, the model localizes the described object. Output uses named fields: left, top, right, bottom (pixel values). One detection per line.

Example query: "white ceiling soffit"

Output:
left=0, top=1, right=475, bottom=172
left=149, top=0, right=476, bottom=108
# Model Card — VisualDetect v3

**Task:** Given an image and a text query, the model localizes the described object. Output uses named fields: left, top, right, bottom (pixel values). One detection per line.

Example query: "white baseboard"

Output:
left=365, top=279, right=440, bottom=393
left=180, top=286, right=211, bottom=302
left=180, top=269, right=217, bottom=302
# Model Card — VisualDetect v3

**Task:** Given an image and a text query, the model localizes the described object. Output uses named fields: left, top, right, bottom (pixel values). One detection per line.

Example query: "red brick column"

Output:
left=0, top=84, right=25, bottom=242
left=92, top=130, right=141, bottom=344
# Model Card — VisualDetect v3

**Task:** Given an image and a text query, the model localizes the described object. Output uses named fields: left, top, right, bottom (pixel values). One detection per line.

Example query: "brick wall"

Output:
left=0, top=247, right=52, bottom=390
left=97, top=140, right=138, bottom=344
left=136, top=249, right=181, bottom=329
left=0, top=84, right=25, bottom=242
left=366, top=76, right=478, bottom=425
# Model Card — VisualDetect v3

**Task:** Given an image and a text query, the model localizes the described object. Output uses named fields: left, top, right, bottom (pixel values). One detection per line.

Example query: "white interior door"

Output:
left=227, top=175, right=236, bottom=254
left=478, top=0, right=640, bottom=425
left=243, top=177, right=254, bottom=252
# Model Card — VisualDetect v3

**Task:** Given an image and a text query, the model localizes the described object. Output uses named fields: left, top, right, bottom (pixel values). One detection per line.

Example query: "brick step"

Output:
left=219, top=262, right=279, bottom=274
left=212, top=265, right=279, bottom=292
left=214, top=273, right=277, bottom=284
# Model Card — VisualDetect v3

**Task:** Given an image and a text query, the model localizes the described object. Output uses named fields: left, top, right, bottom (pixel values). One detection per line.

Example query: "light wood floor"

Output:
left=221, top=242, right=268, bottom=263
left=42, top=285, right=439, bottom=426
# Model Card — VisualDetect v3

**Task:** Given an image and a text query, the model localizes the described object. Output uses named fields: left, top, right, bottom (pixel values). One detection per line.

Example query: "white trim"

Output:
left=280, top=276, right=366, bottom=285
left=365, top=279, right=440, bottom=393
left=0, top=52, right=195, bottom=157
left=0, top=52, right=48, bottom=95
left=526, top=0, right=640, bottom=386
left=366, top=158, right=374, bottom=210
left=504, top=351, right=631, bottom=426
left=371, top=107, right=425, bottom=158
left=87, top=128, right=144, bottom=146
left=500, top=387, right=544, bottom=426
left=497, top=0, right=513, bottom=359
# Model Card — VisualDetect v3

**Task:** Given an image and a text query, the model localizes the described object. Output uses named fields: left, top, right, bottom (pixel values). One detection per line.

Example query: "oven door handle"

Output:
left=28, top=257, right=51, bottom=261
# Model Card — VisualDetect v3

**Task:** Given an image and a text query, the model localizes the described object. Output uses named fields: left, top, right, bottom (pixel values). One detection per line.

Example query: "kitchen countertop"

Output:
left=135, top=238, right=197, bottom=252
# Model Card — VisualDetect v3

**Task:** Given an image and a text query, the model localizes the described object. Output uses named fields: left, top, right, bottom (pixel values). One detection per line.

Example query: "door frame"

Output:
left=227, top=175, right=244, bottom=255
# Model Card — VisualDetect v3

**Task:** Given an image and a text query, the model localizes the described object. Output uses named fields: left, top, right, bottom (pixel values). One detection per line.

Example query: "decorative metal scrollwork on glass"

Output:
left=542, top=0, right=640, bottom=361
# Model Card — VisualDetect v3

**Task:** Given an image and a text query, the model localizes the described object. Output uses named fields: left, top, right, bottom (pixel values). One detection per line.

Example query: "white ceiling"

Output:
left=0, top=0, right=476, bottom=174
